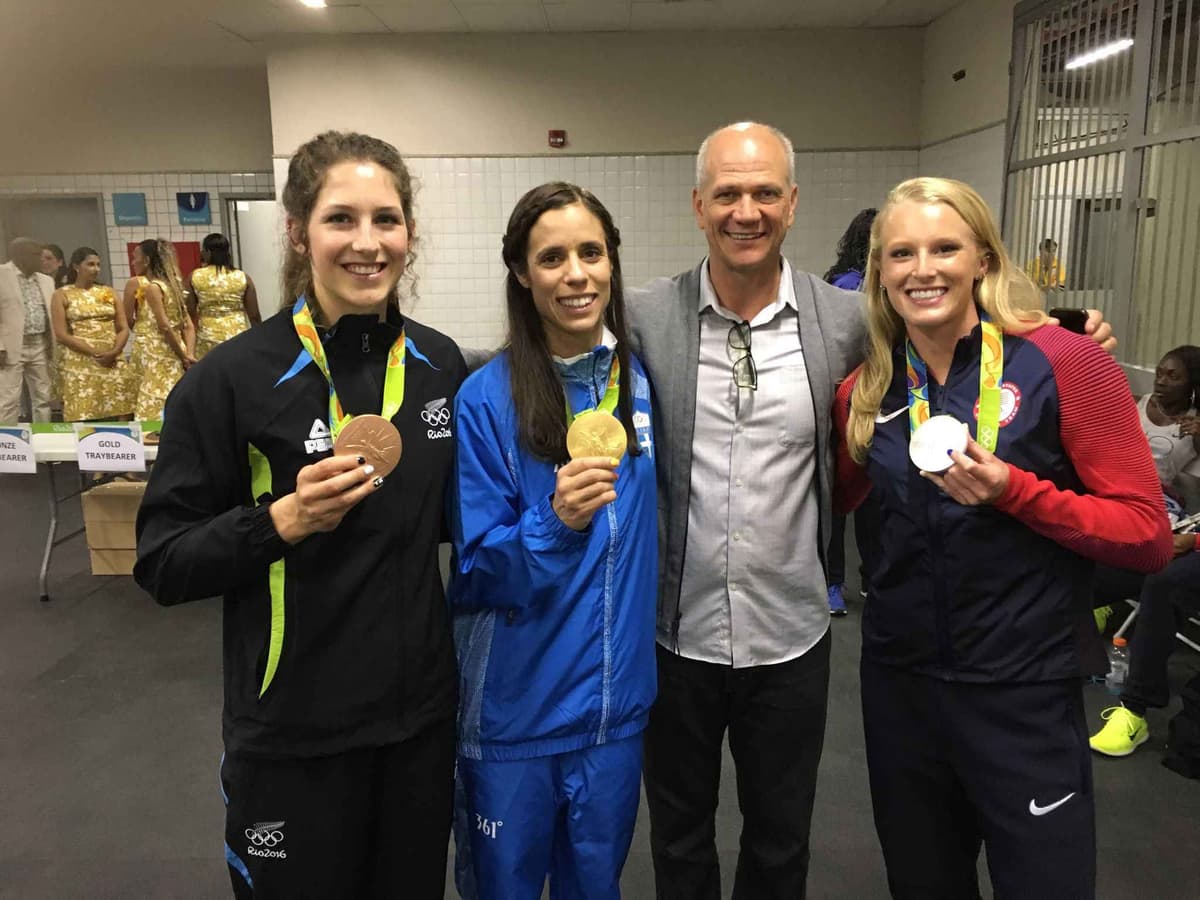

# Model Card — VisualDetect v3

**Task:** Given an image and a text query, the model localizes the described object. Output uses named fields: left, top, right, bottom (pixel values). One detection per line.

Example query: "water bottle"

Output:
left=1105, top=637, right=1129, bottom=695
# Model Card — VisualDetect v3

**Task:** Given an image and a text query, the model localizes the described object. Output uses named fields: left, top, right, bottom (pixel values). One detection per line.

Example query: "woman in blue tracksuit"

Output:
left=449, top=182, right=657, bottom=900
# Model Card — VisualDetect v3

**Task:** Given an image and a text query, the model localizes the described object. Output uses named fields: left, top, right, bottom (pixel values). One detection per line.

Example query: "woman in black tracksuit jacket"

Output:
left=135, top=131, right=466, bottom=899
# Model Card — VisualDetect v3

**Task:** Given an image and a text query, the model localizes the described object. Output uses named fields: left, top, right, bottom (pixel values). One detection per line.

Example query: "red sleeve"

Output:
left=994, top=327, right=1173, bottom=573
left=833, top=365, right=872, bottom=515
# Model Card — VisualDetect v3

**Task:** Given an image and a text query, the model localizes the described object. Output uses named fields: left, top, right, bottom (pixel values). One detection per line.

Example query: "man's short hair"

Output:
left=695, top=122, right=796, bottom=189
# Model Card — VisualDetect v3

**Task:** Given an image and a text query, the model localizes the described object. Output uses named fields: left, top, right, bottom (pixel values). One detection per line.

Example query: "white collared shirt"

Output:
left=673, top=258, right=827, bottom=667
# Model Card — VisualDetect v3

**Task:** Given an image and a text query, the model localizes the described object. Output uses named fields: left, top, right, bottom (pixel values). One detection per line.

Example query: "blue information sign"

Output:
left=176, top=191, right=211, bottom=225
left=112, top=193, right=148, bottom=227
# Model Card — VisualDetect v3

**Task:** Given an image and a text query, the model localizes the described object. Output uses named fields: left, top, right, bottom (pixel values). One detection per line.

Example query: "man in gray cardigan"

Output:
left=626, top=122, right=865, bottom=899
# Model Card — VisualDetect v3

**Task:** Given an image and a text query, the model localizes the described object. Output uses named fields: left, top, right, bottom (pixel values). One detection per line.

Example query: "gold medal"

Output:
left=566, top=411, right=627, bottom=461
left=333, top=414, right=402, bottom=478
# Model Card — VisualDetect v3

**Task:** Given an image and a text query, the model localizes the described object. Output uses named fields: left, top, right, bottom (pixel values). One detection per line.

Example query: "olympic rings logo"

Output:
left=245, top=826, right=285, bottom=847
left=421, top=407, right=451, bottom=426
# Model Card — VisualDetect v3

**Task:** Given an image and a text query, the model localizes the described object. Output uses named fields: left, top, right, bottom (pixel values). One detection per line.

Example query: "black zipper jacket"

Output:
left=135, top=305, right=466, bottom=758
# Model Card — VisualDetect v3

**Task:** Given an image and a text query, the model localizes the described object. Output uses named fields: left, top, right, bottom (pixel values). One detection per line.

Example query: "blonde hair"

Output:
left=846, top=177, right=1046, bottom=463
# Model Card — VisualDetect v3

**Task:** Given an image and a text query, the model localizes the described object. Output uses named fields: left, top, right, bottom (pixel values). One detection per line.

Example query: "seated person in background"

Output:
left=1139, top=345, right=1200, bottom=505
left=1089, top=346, right=1200, bottom=755
left=1090, top=526, right=1200, bottom=758
left=1027, top=237, right=1065, bottom=293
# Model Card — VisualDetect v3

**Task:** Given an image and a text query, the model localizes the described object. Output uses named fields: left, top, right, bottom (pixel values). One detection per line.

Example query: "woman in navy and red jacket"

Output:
left=833, top=177, right=1172, bottom=900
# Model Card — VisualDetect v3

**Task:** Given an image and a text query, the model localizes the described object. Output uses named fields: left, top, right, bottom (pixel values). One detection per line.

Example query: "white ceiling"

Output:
left=1, top=0, right=963, bottom=69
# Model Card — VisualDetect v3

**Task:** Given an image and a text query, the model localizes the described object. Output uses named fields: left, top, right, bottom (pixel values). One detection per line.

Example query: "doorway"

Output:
left=0, top=195, right=108, bottom=284
left=224, top=195, right=281, bottom=317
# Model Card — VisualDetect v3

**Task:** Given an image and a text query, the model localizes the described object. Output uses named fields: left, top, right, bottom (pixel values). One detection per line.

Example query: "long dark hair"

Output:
left=281, top=130, right=418, bottom=315
left=501, top=182, right=641, bottom=463
left=44, top=243, right=69, bottom=287
left=202, top=232, right=235, bottom=271
left=138, top=239, right=185, bottom=307
left=824, top=207, right=877, bottom=283
left=65, top=246, right=101, bottom=285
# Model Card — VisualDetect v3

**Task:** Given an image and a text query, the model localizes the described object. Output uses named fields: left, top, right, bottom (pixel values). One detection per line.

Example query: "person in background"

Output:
left=449, top=182, right=657, bottom=900
left=41, top=243, right=69, bottom=286
left=135, top=130, right=466, bottom=899
left=187, top=232, right=260, bottom=359
left=1089, top=344, right=1200, bottom=758
left=834, top=176, right=1171, bottom=898
left=1027, top=237, right=1066, bottom=294
left=1137, top=345, right=1200, bottom=493
left=130, top=239, right=194, bottom=421
left=0, top=237, right=56, bottom=423
left=822, top=207, right=879, bottom=615
left=50, top=246, right=134, bottom=422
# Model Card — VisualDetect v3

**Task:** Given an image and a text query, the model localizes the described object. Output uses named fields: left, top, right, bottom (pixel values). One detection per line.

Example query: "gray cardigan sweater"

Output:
left=626, top=261, right=867, bottom=645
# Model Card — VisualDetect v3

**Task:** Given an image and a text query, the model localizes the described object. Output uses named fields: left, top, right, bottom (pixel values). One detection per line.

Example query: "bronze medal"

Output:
left=566, top=410, right=627, bottom=461
left=334, top=414, right=402, bottom=478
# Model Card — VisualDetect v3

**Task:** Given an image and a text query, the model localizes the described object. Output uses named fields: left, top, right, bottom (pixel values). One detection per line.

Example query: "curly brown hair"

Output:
left=280, top=131, right=419, bottom=315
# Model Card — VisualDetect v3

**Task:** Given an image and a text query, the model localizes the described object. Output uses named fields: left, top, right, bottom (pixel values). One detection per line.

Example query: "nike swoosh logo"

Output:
left=1028, top=792, right=1076, bottom=816
left=875, top=407, right=907, bottom=424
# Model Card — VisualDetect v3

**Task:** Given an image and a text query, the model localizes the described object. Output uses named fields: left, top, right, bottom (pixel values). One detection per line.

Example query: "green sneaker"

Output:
left=1090, top=705, right=1149, bottom=757
left=1093, top=605, right=1113, bottom=633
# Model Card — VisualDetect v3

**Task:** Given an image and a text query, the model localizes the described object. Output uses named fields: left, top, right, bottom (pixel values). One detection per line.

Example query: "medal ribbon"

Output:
left=566, top=357, right=620, bottom=423
left=905, top=314, right=1003, bottom=452
left=292, top=295, right=406, bottom=440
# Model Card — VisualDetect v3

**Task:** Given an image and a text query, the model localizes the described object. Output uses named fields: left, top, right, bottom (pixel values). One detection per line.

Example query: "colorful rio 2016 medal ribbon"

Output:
left=564, top=357, right=627, bottom=461
left=905, top=313, right=1004, bottom=471
left=333, top=413, right=402, bottom=478
left=292, top=295, right=406, bottom=470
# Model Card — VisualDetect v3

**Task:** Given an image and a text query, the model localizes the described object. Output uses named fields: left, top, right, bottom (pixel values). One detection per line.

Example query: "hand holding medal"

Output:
left=917, top=428, right=1011, bottom=506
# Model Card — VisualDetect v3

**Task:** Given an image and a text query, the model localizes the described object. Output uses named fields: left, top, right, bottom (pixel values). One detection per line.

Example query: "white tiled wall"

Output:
left=5, top=151, right=921, bottom=352
left=0, top=171, right=275, bottom=284
left=917, top=124, right=1006, bottom=214
left=405, top=149, right=919, bottom=350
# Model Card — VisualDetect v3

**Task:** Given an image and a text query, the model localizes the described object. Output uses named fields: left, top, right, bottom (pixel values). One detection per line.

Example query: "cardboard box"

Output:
left=88, top=548, right=139, bottom=576
left=81, top=481, right=146, bottom=575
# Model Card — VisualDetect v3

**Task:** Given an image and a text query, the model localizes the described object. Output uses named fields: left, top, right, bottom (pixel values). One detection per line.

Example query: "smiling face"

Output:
left=878, top=200, right=989, bottom=344
left=292, top=159, right=409, bottom=323
left=517, top=202, right=612, bottom=358
left=693, top=125, right=797, bottom=280
left=40, top=248, right=62, bottom=275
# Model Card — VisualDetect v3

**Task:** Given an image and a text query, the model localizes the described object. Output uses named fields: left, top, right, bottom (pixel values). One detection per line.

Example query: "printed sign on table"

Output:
left=74, top=423, right=145, bottom=473
left=0, top=426, right=36, bottom=473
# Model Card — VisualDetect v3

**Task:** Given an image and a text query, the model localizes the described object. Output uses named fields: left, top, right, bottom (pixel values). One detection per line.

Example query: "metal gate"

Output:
left=1005, top=0, right=1200, bottom=364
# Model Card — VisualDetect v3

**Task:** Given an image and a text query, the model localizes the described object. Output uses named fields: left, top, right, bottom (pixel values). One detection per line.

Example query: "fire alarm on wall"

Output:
left=548, top=130, right=567, bottom=149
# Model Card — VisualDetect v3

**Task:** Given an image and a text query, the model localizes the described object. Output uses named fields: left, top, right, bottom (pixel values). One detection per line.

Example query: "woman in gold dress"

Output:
left=50, top=247, right=135, bottom=421
left=187, top=232, right=260, bottom=359
left=130, top=239, right=194, bottom=420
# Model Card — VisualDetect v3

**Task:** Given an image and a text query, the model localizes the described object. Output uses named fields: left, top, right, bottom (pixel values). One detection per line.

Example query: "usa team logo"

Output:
left=973, top=381, right=1021, bottom=427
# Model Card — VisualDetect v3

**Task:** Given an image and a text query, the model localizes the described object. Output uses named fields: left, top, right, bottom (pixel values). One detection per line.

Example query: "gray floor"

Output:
left=2, top=468, right=1198, bottom=899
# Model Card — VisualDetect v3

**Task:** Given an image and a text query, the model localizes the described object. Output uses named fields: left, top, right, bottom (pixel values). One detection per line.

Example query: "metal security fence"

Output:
left=1006, top=0, right=1200, bottom=364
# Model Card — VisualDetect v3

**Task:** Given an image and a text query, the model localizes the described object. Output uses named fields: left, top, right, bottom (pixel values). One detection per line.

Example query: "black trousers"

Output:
left=1122, top=553, right=1200, bottom=711
left=828, top=491, right=882, bottom=591
left=643, top=632, right=830, bottom=900
left=861, top=660, right=1095, bottom=900
left=220, top=719, right=456, bottom=900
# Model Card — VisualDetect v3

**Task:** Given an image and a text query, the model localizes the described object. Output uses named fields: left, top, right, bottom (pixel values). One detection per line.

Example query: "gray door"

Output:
left=0, top=196, right=108, bottom=284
